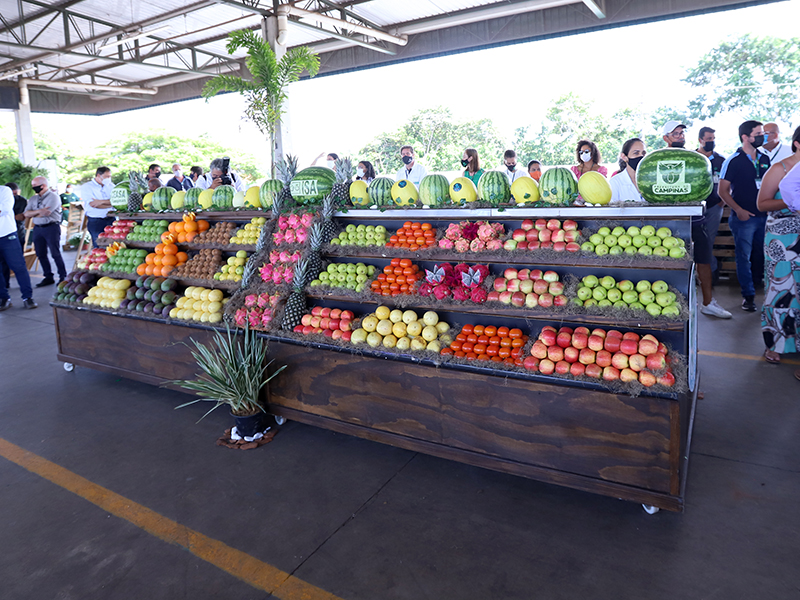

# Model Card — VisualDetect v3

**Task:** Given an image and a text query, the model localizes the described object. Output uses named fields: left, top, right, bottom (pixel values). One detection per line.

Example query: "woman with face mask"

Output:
left=572, top=140, right=607, bottom=180
left=527, top=160, right=542, bottom=182
left=461, top=148, right=484, bottom=186
left=609, top=138, right=647, bottom=203
left=312, top=152, right=339, bottom=172
left=355, top=161, right=376, bottom=183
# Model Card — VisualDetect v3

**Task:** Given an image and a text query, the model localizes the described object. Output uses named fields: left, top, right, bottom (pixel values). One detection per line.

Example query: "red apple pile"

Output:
left=488, top=268, right=566, bottom=309
left=505, top=219, right=581, bottom=253
left=523, top=325, right=676, bottom=387
left=83, top=247, right=109, bottom=271
left=98, top=219, right=135, bottom=242
left=294, top=306, right=355, bottom=341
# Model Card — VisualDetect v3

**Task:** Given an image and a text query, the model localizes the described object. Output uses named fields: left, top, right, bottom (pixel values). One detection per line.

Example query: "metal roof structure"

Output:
left=0, top=0, right=782, bottom=115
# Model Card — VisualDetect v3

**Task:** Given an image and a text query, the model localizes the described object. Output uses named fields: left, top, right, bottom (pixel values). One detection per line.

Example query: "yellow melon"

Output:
left=578, top=171, right=612, bottom=205
left=349, top=180, right=370, bottom=206
left=198, top=189, right=215, bottom=209
left=511, top=177, right=540, bottom=205
left=142, top=192, right=154, bottom=211
left=449, top=177, right=477, bottom=205
left=244, top=185, right=261, bottom=208
left=170, top=191, right=186, bottom=210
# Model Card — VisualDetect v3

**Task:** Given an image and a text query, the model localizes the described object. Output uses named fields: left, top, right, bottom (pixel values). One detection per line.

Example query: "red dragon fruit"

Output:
left=300, top=212, right=315, bottom=226
left=454, top=239, right=470, bottom=253
left=470, top=239, right=486, bottom=252
left=477, top=223, right=495, bottom=242
left=491, top=222, right=505, bottom=235
left=272, top=231, right=285, bottom=245
left=259, top=263, right=274, bottom=281
left=486, top=239, right=503, bottom=251
left=269, top=250, right=280, bottom=263
left=287, top=213, right=300, bottom=228
left=244, top=294, right=257, bottom=308
left=445, top=223, right=462, bottom=240
left=290, top=251, right=301, bottom=263
left=438, top=238, right=455, bottom=250
left=452, top=286, right=470, bottom=302
left=234, top=308, right=248, bottom=327
left=433, top=285, right=451, bottom=300
left=461, top=221, right=480, bottom=241
left=283, top=229, right=296, bottom=244
left=474, top=264, right=490, bottom=280
left=417, top=282, right=433, bottom=297
left=278, top=250, right=291, bottom=263
left=470, top=287, right=488, bottom=303
left=261, top=311, right=273, bottom=327
left=256, top=294, right=270, bottom=309
left=283, top=269, right=294, bottom=284
left=278, top=215, right=289, bottom=230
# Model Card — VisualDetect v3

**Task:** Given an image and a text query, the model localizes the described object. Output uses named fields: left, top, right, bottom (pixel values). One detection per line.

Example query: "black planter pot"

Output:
left=232, top=411, right=265, bottom=438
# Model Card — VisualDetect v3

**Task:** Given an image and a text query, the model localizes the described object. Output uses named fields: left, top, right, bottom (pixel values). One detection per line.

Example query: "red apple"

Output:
left=588, top=335, right=605, bottom=351
left=574, top=326, right=590, bottom=335
left=340, top=310, right=355, bottom=321
left=293, top=324, right=304, bottom=333
left=330, top=308, right=342, bottom=319
left=555, top=360, right=571, bottom=375
left=320, top=317, right=331, bottom=329
left=563, top=219, right=578, bottom=231
left=543, top=270, right=559, bottom=283
left=620, top=339, right=639, bottom=356
left=533, top=279, right=549, bottom=295
left=620, top=368, right=639, bottom=383
left=512, top=229, right=527, bottom=242
left=603, top=366, right=621, bottom=381
left=646, top=352, right=667, bottom=371
left=571, top=333, right=589, bottom=349
left=591, top=328, right=607, bottom=339
left=517, top=268, right=531, bottom=281
left=549, top=281, right=564, bottom=296
left=527, top=240, right=541, bottom=250
left=521, top=219, right=535, bottom=231
left=339, top=319, right=352, bottom=331
left=622, top=332, right=641, bottom=342
left=511, top=292, right=526, bottom=307
left=564, top=346, right=580, bottom=363
left=504, top=268, right=519, bottom=280
left=526, top=230, right=539, bottom=242
left=487, top=291, right=500, bottom=302
left=302, top=325, right=314, bottom=335
left=538, top=293, right=554, bottom=308
left=552, top=241, right=567, bottom=252
left=542, top=326, right=558, bottom=333
left=539, top=359, right=555, bottom=375
left=606, top=329, right=623, bottom=339
left=657, top=371, right=676, bottom=387
left=539, top=329, right=557, bottom=346
left=494, top=278, right=508, bottom=292
left=611, top=352, right=629, bottom=370
left=540, top=241, right=553, bottom=249
left=310, top=316, right=321, bottom=328
left=341, top=331, right=353, bottom=341
left=530, top=269, right=543, bottom=280
left=584, top=364, right=603, bottom=379
left=329, top=318, right=340, bottom=330
left=519, top=279, right=534, bottom=294
left=658, top=342, right=669, bottom=355
left=579, top=348, right=597, bottom=365
left=604, top=336, right=621, bottom=353
left=534, top=219, right=547, bottom=230
left=499, top=291, right=513, bottom=305
left=570, top=362, right=586, bottom=377
left=320, top=307, right=332, bottom=318
left=517, top=241, right=528, bottom=250
left=551, top=229, right=566, bottom=243
left=331, top=329, right=343, bottom=340
left=323, top=329, right=334, bottom=337
left=629, top=354, right=647, bottom=372
left=311, top=306, right=323, bottom=316
left=548, top=345, right=565, bottom=362
left=639, top=370, right=657, bottom=387
left=564, top=230, right=579, bottom=243
left=556, top=332, right=573, bottom=348
left=558, top=326, right=574, bottom=334
left=301, top=314, right=313, bottom=327
left=638, top=339, right=659, bottom=356
left=503, top=240, right=518, bottom=251
left=506, top=279, right=521, bottom=292
left=525, top=293, right=539, bottom=308
left=538, top=229, right=552, bottom=242
left=530, top=340, right=549, bottom=359
left=596, top=350, right=613, bottom=367
left=546, top=219, right=561, bottom=231
left=554, top=295, right=568, bottom=306
left=523, top=356, right=540, bottom=371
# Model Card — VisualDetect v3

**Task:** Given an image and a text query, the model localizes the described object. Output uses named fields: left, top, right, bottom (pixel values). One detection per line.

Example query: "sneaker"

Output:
left=23, top=298, right=38, bottom=310
left=35, top=278, right=55, bottom=288
left=742, top=296, right=756, bottom=312
left=700, top=299, right=732, bottom=319
left=0, top=298, right=10, bottom=311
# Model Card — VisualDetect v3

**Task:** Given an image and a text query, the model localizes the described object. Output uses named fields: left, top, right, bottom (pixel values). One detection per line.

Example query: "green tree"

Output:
left=684, top=34, right=800, bottom=123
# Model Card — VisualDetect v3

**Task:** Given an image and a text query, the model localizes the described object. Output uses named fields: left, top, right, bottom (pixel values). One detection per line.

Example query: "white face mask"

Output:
left=103, top=177, right=112, bottom=186
left=356, top=167, right=365, bottom=178
left=173, top=170, right=181, bottom=177
left=326, top=160, right=335, bottom=169
left=580, top=151, right=592, bottom=163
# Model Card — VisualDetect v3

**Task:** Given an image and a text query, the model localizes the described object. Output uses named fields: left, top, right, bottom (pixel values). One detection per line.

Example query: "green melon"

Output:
left=391, top=179, right=418, bottom=206
left=290, top=167, right=336, bottom=206
left=539, top=168, right=579, bottom=205
left=110, top=187, right=129, bottom=211
left=367, top=177, right=394, bottom=206
left=636, top=148, right=713, bottom=203
left=212, top=185, right=236, bottom=208
left=259, top=179, right=282, bottom=207
left=418, top=174, right=451, bottom=206
left=477, top=170, right=511, bottom=206
left=152, top=186, right=175, bottom=211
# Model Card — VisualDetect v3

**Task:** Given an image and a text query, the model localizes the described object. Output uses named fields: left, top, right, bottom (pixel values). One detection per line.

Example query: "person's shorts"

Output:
left=691, top=219, right=712, bottom=265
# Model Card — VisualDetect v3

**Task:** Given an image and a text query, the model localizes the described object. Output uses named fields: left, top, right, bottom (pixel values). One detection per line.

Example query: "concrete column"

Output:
left=263, top=16, right=292, bottom=174
left=14, top=97, right=36, bottom=165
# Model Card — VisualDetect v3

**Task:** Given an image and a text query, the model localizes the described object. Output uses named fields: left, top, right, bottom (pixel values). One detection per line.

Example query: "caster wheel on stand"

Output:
left=63, top=362, right=74, bottom=372
left=642, top=504, right=660, bottom=515
left=274, top=416, right=286, bottom=426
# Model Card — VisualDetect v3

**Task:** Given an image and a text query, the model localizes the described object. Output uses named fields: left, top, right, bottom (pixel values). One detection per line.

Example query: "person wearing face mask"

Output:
left=461, top=148, right=484, bottom=186
left=189, top=166, right=204, bottom=186
left=80, top=167, right=115, bottom=249
left=571, top=140, right=607, bottom=180
left=662, top=121, right=687, bottom=149
left=24, top=176, right=66, bottom=287
left=527, top=160, right=542, bottom=182
left=146, top=164, right=162, bottom=184
left=355, top=161, right=376, bottom=183
left=312, top=152, right=339, bottom=172
left=696, top=127, right=727, bottom=277
left=719, top=120, right=772, bottom=311
left=501, top=150, right=528, bottom=184
left=166, top=163, right=193, bottom=192
left=60, top=184, right=79, bottom=206
left=762, top=123, right=793, bottom=164
left=609, top=138, right=647, bottom=203
left=396, top=146, right=427, bottom=187
left=196, top=158, right=247, bottom=192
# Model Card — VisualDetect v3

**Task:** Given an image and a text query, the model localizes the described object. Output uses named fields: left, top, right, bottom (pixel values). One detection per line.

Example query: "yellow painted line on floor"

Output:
left=0, top=437, right=343, bottom=600
left=699, top=350, right=800, bottom=365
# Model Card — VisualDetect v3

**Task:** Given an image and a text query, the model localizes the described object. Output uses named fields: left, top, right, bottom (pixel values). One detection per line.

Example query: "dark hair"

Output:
left=95, top=166, right=110, bottom=177
left=464, top=148, right=480, bottom=172
left=576, top=140, right=600, bottom=165
left=738, top=120, right=762, bottom=141
left=619, top=138, right=644, bottom=172
left=357, top=160, right=376, bottom=180
left=792, top=125, right=800, bottom=153
left=400, top=145, right=414, bottom=154
left=327, top=153, right=339, bottom=161
left=5, top=182, right=19, bottom=191
left=527, top=160, right=541, bottom=171
left=148, top=163, right=161, bottom=173
left=698, top=126, right=715, bottom=140
left=503, top=149, right=516, bottom=160
left=190, top=166, right=203, bottom=178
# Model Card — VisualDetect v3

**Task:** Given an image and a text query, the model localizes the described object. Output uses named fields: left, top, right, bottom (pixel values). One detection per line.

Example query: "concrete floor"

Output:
left=1, top=263, right=799, bottom=600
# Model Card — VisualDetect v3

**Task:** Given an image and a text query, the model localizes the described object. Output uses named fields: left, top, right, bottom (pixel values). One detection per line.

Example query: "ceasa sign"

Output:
left=653, top=161, right=691, bottom=195
left=290, top=179, right=318, bottom=197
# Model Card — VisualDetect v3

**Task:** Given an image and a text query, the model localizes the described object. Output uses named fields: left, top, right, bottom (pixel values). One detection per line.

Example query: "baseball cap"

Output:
left=662, top=120, right=686, bottom=136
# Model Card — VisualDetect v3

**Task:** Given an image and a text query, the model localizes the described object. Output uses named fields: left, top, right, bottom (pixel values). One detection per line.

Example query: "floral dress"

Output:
left=761, top=190, right=800, bottom=354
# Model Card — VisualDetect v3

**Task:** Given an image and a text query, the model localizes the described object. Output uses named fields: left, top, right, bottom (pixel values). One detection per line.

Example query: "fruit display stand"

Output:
left=52, top=205, right=701, bottom=513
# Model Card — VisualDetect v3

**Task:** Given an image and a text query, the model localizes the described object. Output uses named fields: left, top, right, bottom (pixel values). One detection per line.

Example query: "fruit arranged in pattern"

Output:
left=260, top=249, right=302, bottom=286
left=575, top=275, right=681, bottom=317
left=636, top=148, right=713, bottom=203
left=506, top=218, right=581, bottom=252
left=142, top=192, right=154, bottom=211
left=582, top=224, right=686, bottom=258
left=173, top=286, right=227, bottom=324
left=192, top=221, right=235, bottom=245
left=488, top=268, right=566, bottom=308
left=121, top=276, right=179, bottom=318
left=291, top=166, right=336, bottom=206
left=98, top=219, right=135, bottom=241
left=441, top=323, right=528, bottom=366
left=417, top=262, right=489, bottom=303
left=102, top=248, right=148, bottom=274
left=351, top=307, right=450, bottom=352
left=538, top=167, right=579, bottom=205
left=82, top=247, right=109, bottom=270
left=526, top=325, right=676, bottom=387
left=234, top=292, right=281, bottom=330
left=170, top=248, right=222, bottom=280
left=275, top=155, right=299, bottom=207
left=139, top=236, right=188, bottom=278
left=54, top=271, right=99, bottom=303
left=370, top=258, right=423, bottom=297
left=477, top=170, right=511, bottom=206
left=419, top=174, right=451, bottom=206
left=217, top=250, right=249, bottom=282
left=439, top=220, right=505, bottom=252
left=391, top=179, right=418, bottom=206
left=82, top=277, right=131, bottom=310
left=126, top=171, right=147, bottom=212
left=510, top=177, right=540, bottom=205
left=449, top=177, right=478, bottom=205
left=294, top=306, right=357, bottom=340
left=126, top=219, right=170, bottom=242
left=212, top=185, right=236, bottom=209
left=387, top=221, right=436, bottom=250
left=332, top=223, right=387, bottom=247
left=166, top=216, right=210, bottom=244
left=577, top=171, right=612, bottom=205
left=320, top=194, right=338, bottom=244
left=273, top=211, right=315, bottom=246
left=349, top=180, right=370, bottom=207
left=229, top=217, right=267, bottom=245
left=151, top=186, right=175, bottom=211
left=367, top=177, right=394, bottom=206
left=310, top=262, right=376, bottom=292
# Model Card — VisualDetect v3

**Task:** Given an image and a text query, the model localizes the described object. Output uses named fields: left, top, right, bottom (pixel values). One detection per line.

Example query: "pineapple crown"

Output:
left=276, top=154, right=298, bottom=186
left=271, top=191, right=283, bottom=219
left=308, top=223, right=323, bottom=251
left=334, top=157, right=352, bottom=183
left=128, top=171, right=147, bottom=193
left=321, top=194, right=335, bottom=220
left=292, top=258, right=309, bottom=291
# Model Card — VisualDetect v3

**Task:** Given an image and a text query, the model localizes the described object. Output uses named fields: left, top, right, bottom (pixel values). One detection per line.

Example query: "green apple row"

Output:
left=214, top=250, right=249, bottom=281
left=581, top=225, right=687, bottom=259
left=574, top=274, right=681, bottom=317
left=330, top=223, right=388, bottom=247
left=309, top=262, right=378, bottom=292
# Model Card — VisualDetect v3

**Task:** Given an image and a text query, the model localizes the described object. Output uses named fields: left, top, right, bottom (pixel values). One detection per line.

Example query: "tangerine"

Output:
left=197, top=220, right=210, bottom=232
left=185, top=231, right=197, bottom=242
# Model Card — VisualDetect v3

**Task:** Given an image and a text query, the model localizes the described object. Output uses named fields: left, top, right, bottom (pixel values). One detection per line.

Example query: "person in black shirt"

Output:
left=0, top=183, right=29, bottom=290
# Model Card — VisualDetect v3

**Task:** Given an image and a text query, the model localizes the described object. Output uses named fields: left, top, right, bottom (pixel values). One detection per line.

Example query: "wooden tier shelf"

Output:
left=99, top=239, right=256, bottom=253
left=73, top=269, right=241, bottom=291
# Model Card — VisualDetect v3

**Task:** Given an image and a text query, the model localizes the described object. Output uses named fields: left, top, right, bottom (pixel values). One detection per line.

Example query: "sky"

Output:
left=2, top=0, right=799, bottom=179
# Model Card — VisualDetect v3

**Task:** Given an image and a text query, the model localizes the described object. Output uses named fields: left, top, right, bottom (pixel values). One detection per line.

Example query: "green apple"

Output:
left=617, top=279, right=635, bottom=292
left=375, top=225, right=386, bottom=234
left=647, top=236, right=662, bottom=248
left=624, top=246, right=638, bottom=255
left=356, top=224, right=366, bottom=232
left=609, top=245, right=624, bottom=255
left=655, top=292, right=673, bottom=307
left=571, top=298, right=585, bottom=307
left=613, top=300, right=628, bottom=309
left=582, top=275, right=599, bottom=288
left=669, top=247, right=687, bottom=258
left=365, top=225, right=375, bottom=233
left=577, top=286, right=593, bottom=301
left=638, top=246, right=653, bottom=256
left=330, top=238, right=340, bottom=246
left=367, top=266, right=376, bottom=276
left=597, top=299, right=613, bottom=307
left=639, top=290, right=655, bottom=305
left=581, top=242, right=596, bottom=253
left=652, top=280, right=669, bottom=294
left=635, top=280, right=651, bottom=293
left=640, top=225, right=656, bottom=237
left=583, top=298, right=598, bottom=307
left=345, top=224, right=356, bottom=233
left=600, top=276, right=617, bottom=289
left=652, top=246, right=670, bottom=257
left=617, top=234, right=632, bottom=248
left=631, top=235, right=647, bottom=248
left=606, top=288, right=622, bottom=303
left=627, top=225, right=641, bottom=237
left=310, top=279, right=321, bottom=287
left=645, top=303, right=662, bottom=317
left=661, top=304, right=681, bottom=317
left=597, top=226, right=611, bottom=236
left=595, top=244, right=610, bottom=256
left=236, top=250, right=247, bottom=258
left=592, top=286, right=608, bottom=301
left=656, top=227, right=672, bottom=239
left=589, top=233, right=604, bottom=246
left=662, top=236, right=680, bottom=248
left=629, top=301, right=645, bottom=311
left=604, top=235, right=618, bottom=247
left=611, top=226, right=626, bottom=237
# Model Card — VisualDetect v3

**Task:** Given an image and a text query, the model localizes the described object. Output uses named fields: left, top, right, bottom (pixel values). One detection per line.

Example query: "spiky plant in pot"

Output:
left=127, top=171, right=147, bottom=212
left=281, top=258, right=309, bottom=330
left=332, top=157, right=352, bottom=207
left=306, top=223, right=324, bottom=281
left=276, top=154, right=298, bottom=207
left=320, top=193, right=337, bottom=244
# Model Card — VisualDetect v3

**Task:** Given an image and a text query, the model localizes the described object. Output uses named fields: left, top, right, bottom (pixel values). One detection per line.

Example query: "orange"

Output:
left=197, top=220, right=210, bottom=232
left=155, top=243, right=165, bottom=255
left=410, top=222, right=421, bottom=230
left=497, top=326, right=510, bottom=337
left=177, top=232, right=187, bottom=243
left=183, top=221, right=198, bottom=233
left=403, top=221, right=412, bottom=229
left=136, top=264, right=147, bottom=276
left=163, top=243, right=178, bottom=255
left=174, top=221, right=185, bottom=234
left=161, top=254, right=178, bottom=267
left=484, top=326, right=497, bottom=337
left=508, top=328, right=523, bottom=339
left=185, top=231, right=197, bottom=242
left=390, top=258, right=401, bottom=266
left=421, top=223, right=432, bottom=230
left=152, top=265, right=162, bottom=277
left=399, top=258, right=412, bottom=268
left=145, top=264, right=155, bottom=276
left=160, top=232, right=175, bottom=244
left=145, top=253, right=155, bottom=265
left=473, top=326, right=485, bottom=338
left=176, top=252, right=188, bottom=263
left=160, top=265, right=173, bottom=276
left=153, top=255, right=162, bottom=266
left=462, top=324, right=474, bottom=335
left=168, top=222, right=178, bottom=234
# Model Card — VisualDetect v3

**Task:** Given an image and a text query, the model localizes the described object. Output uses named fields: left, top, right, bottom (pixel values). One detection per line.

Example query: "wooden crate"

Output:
left=713, top=206, right=737, bottom=278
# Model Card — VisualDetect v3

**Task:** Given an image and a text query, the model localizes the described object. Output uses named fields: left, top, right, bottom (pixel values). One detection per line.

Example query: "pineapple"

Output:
left=281, top=258, right=308, bottom=330
left=276, top=154, right=298, bottom=207
left=320, top=194, right=337, bottom=244
left=306, top=224, right=323, bottom=281
left=332, top=157, right=352, bottom=207
left=127, top=171, right=147, bottom=212
left=271, top=187, right=283, bottom=222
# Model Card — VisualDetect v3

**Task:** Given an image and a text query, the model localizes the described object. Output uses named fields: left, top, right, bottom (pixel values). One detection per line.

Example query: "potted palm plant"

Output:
left=168, top=325, right=286, bottom=440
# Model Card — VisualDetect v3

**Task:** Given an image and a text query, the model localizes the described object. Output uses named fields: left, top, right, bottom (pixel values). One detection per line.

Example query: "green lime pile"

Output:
left=310, top=262, right=377, bottom=292
left=581, top=225, right=686, bottom=258
left=573, top=275, right=681, bottom=317
left=331, top=224, right=387, bottom=247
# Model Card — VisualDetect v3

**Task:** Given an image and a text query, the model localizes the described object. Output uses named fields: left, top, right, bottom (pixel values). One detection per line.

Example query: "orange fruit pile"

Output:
left=387, top=222, right=436, bottom=250
left=441, top=324, right=528, bottom=366
left=166, top=218, right=209, bottom=244
left=370, top=258, right=423, bottom=297
left=137, top=233, right=189, bottom=277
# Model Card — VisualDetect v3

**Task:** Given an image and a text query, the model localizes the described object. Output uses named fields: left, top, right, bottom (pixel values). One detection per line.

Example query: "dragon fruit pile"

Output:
left=234, top=292, right=281, bottom=330
left=417, top=263, right=490, bottom=304
left=273, top=212, right=315, bottom=246
left=438, top=221, right=506, bottom=253
left=260, top=249, right=302, bottom=286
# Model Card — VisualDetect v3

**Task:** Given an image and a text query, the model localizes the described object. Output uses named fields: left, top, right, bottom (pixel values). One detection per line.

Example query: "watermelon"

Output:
left=110, top=187, right=129, bottom=211
left=290, top=167, right=335, bottom=205
left=477, top=170, right=511, bottom=206
left=418, top=174, right=450, bottom=206
left=184, top=187, right=202, bottom=210
left=391, top=179, right=418, bottom=206
left=212, top=184, right=236, bottom=208
left=539, top=168, right=579, bottom=205
left=259, top=179, right=282, bottom=207
left=636, top=148, right=713, bottom=203
left=349, top=180, right=370, bottom=207
left=152, top=186, right=175, bottom=211
left=510, top=177, right=539, bottom=205
left=577, top=171, right=612, bottom=205
left=368, top=177, right=394, bottom=206
left=449, top=177, right=477, bottom=205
